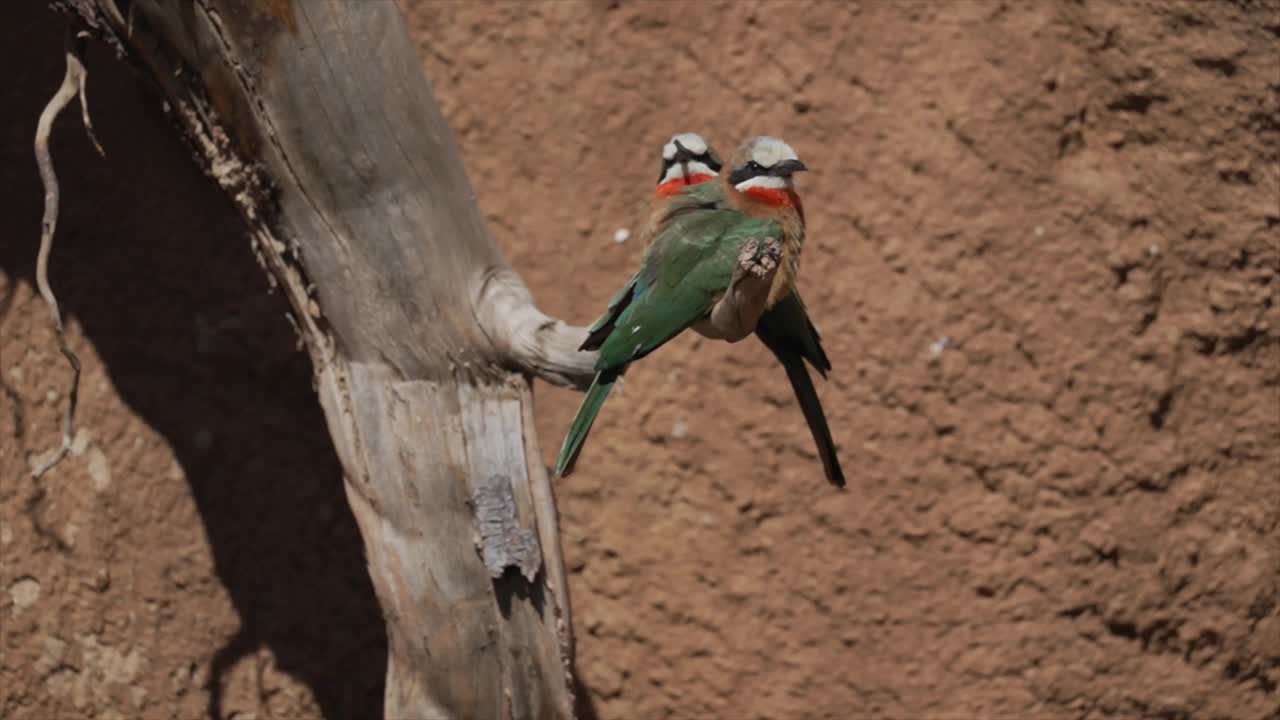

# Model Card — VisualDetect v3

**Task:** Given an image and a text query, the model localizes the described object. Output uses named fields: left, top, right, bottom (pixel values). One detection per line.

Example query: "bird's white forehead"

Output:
left=747, top=136, right=799, bottom=167
left=662, top=132, right=710, bottom=160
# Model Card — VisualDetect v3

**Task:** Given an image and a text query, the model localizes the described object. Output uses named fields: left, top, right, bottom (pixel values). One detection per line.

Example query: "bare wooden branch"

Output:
left=46, top=1, right=588, bottom=717
left=475, top=268, right=597, bottom=390
left=31, top=28, right=98, bottom=480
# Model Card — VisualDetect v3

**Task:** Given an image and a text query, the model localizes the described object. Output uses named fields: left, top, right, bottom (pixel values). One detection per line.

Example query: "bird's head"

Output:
left=727, top=136, right=808, bottom=195
left=656, top=132, right=723, bottom=194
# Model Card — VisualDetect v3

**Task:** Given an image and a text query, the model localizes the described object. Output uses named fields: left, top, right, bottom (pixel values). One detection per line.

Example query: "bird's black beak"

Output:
left=772, top=158, right=808, bottom=176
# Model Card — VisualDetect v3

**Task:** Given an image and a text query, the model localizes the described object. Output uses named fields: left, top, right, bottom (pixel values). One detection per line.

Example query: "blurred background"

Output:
left=2, top=1, right=1276, bottom=718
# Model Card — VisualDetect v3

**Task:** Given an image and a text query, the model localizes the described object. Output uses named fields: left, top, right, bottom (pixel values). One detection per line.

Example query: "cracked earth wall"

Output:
left=3, top=1, right=1277, bottom=719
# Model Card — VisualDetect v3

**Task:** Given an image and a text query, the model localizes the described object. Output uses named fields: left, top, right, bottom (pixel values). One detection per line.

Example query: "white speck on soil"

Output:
left=87, top=448, right=112, bottom=492
left=28, top=447, right=60, bottom=473
left=70, top=428, right=92, bottom=456
left=614, top=227, right=631, bottom=243
left=671, top=418, right=689, bottom=439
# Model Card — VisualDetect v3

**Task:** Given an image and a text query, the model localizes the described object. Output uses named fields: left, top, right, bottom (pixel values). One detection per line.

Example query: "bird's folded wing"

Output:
left=756, top=290, right=832, bottom=376
left=595, top=213, right=785, bottom=370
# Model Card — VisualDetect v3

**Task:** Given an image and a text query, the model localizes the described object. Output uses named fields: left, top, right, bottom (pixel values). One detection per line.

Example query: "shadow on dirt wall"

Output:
left=2, top=5, right=385, bottom=717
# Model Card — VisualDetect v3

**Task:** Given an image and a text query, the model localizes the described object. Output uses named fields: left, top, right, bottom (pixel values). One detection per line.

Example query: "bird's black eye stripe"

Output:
left=728, top=160, right=770, bottom=185
left=658, top=152, right=722, bottom=183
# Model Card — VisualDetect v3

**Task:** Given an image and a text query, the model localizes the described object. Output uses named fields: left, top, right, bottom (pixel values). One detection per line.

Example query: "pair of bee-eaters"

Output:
left=555, top=133, right=845, bottom=488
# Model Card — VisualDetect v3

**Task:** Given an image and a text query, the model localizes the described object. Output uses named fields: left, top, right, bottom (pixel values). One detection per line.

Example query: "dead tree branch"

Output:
left=43, top=1, right=596, bottom=716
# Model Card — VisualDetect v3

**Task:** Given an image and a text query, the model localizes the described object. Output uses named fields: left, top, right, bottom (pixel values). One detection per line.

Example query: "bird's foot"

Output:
left=738, top=238, right=782, bottom=278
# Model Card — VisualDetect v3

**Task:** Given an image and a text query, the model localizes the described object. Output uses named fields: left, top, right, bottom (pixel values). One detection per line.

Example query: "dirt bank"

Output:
left=3, top=1, right=1277, bottom=718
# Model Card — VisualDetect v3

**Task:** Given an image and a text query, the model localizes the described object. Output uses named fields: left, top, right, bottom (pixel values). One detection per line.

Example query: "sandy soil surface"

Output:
left=3, top=1, right=1277, bottom=718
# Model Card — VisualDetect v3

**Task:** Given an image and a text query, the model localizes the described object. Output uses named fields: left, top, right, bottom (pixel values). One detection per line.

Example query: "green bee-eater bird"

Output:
left=617, top=132, right=724, bottom=251
left=557, top=136, right=844, bottom=488
left=655, top=132, right=722, bottom=198
left=655, top=134, right=843, bottom=488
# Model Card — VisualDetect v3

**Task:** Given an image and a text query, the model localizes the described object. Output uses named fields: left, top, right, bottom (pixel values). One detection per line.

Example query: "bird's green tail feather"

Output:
left=555, top=372, right=617, bottom=477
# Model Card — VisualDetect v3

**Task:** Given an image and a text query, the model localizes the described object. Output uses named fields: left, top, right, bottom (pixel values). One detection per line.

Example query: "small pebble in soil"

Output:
left=88, top=448, right=112, bottom=492
left=671, top=418, right=689, bottom=439
left=613, top=227, right=631, bottom=244
left=9, top=577, right=41, bottom=614
left=930, top=336, right=951, bottom=356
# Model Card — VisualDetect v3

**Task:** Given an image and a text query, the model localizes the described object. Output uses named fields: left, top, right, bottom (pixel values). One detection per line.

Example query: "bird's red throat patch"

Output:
left=654, top=174, right=717, bottom=197
left=743, top=186, right=803, bottom=211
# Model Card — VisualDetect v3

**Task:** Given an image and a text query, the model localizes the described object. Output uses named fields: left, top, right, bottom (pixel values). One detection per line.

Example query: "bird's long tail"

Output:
left=778, top=353, right=845, bottom=487
left=555, top=370, right=619, bottom=477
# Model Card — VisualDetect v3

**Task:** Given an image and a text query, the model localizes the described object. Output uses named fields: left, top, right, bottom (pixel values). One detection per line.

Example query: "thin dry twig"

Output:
left=31, top=29, right=100, bottom=480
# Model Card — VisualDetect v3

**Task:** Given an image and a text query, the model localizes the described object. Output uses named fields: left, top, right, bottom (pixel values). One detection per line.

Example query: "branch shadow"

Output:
left=2, top=5, right=386, bottom=718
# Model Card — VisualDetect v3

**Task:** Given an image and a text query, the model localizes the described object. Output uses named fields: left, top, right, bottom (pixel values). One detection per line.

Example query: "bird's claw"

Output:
left=738, top=238, right=782, bottom=278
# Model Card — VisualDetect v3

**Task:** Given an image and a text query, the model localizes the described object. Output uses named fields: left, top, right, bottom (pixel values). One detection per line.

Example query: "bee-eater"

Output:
left=718, top=139, right=846, bottom=488
left=557, top=136, right=844, bottom=488
left=660, top=135, right=845, bottom=489
left=655, top=132, right=722, bottom=197
left=624, top=132, right=724, bottom=250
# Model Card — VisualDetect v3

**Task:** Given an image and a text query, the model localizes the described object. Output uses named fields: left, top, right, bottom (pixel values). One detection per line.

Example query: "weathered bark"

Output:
left=48, top=1, right=595, bottom=717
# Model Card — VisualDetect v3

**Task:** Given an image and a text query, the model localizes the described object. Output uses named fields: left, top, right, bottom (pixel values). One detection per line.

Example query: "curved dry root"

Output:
left=31, top=29, right=101, bottom=480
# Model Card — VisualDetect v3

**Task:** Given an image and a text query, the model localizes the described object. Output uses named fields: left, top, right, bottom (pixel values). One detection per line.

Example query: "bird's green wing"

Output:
left=580, top=182, right=726, bottom=352
left=593, top=209, right=785, bottom=371
left=580, top=276, right=639, bottom=351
